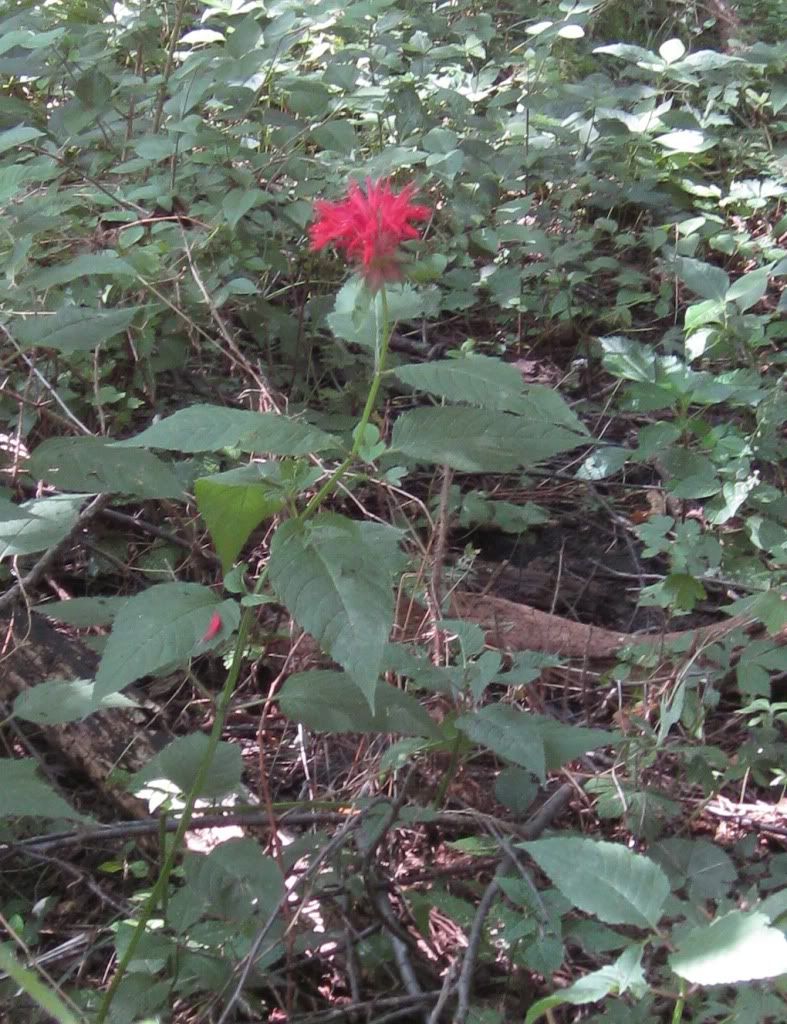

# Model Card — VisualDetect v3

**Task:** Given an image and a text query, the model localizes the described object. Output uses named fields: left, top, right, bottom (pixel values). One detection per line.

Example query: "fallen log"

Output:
left=1, top=613, right=156, bottom=820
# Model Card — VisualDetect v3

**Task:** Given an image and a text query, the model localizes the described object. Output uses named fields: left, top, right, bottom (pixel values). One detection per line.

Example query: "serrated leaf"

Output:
left=195, top=466, right=284, bottom=571
left=31, top=252, right=135, bottom=288
left=33, top=595, right=128, bottom=627
left=327, top=278, right=439, bottom=349
left=94, top=585, right=241, bottom=697
left=674, top=257, right=730, bottom=302
left=0, top=494, right=83, bottom=560
left=391, top=406, right=586, bottom=473
left=222, top=188, right=260, bottom=229
left=522, top=837, right=669, bottom=928
left=13, top=680, right=136, bottom=725
left=0, top=124, right=44, bottom=154
left=650, top=838, right=736, bottom=901
left=117, top=405, right=337, bottom=455
left=725, top=266, right=770, bottom=311
left=269, top=515, right=402, bottom=705
left=0, top=760, right=92, bottom=822
left=393, top=354, right=525, bottom=409
left=279, top=670, right=440, bottom=736
left=670, top=911, right=787, bottom=984
left=129, top=732, right=243, bottom=800
left=29, top=437, right=185, bottom=499
left=456, top=706, right=546, bottom=779
left=14, top=306, right=139, bottom=353
left=525, top=944, right=646, bottom=1024
left=180, top=839, right=284, bottom=922
left=457, top=706, right=614, bottom=781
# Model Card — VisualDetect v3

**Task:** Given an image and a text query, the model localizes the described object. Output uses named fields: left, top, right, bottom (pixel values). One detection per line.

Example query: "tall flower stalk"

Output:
left=98, top=179, right=429, bottom=1020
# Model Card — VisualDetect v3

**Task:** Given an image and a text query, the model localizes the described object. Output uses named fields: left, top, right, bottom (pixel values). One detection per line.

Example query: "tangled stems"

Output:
left=96, top=285, right=393, bottom=1021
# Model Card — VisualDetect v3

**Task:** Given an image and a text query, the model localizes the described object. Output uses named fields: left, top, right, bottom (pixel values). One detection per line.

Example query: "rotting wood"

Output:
left=0, top=612, right=156, bottom=820
left=408, top=591, right=785, bottom=660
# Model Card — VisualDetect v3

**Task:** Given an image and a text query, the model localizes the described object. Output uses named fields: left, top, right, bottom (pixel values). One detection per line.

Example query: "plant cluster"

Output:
left=0, top=1, right=785, bottom=1022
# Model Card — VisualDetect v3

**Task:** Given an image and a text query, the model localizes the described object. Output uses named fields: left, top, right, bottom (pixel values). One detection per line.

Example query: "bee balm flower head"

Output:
left=309, top=178, right=430, bottom=290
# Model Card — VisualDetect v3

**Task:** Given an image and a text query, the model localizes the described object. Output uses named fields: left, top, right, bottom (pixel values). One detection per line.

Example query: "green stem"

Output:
left=97, top=283, right=393, bottom=1021
left=95, top=591, right=258, bottom=1023
left=303, top=286, right=391, bottom=519
left=671, top=980, right=687, bottom=1024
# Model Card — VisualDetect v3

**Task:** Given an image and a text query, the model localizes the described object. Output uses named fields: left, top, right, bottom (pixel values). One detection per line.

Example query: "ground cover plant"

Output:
left=0, top=0, right=786, bottom=1021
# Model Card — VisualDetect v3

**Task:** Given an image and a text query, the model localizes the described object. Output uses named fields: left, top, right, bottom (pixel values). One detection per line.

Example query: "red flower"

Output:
left=309, top=178, right=430, bottom=290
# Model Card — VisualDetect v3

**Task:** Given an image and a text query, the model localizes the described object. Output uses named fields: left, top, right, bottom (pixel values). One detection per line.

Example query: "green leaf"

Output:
left=393, top=354, right=525, bottom=409
left=195, top=466, right=284, bottom=572
left=117, top=405, right=337, bottom=455
left=129, top=732, right=243, bottom=800
left=14, top=306, right=139, bottom=354
left=391, top=407, right=586, bottom=473
left=178, top=839, right=284, bottom=923
left=327, top=279, right=439, bottom=349
left=0, top=946, right=81, bottom=1024
left=0, top=760, right=91, bottom=822
left=279, top=670, right=440, bottom=736
left=725, top=266, right=770, bottom=312
left=674, top=257, right=730, bottom=303
left=670, top=911, right=787, bottom=984
left=456, top=706, right=613, bottom=781
left=522, top=837, right=669, bottom=929
left=455, top=706, right=546, bottom=780
left=650, top=838, right=736, bottom=901
left=13, top=680, right=136, bottom=725
left=576, top=447, right=629, bottom=480
left=33, top=595, right=128, bottom=627
left=31, top=252, right=135, bottom=289
left=222, top=188, right=261, bottom=228
left=269, top=516, right=402, bottom=705
left=0, top=124, right=44, bottom=154
left=94, top=584, right=241, bottom=697
left=525, top=944, right=646, bottom=1024
left=29, top=437, right=185, bottom=499
left=0, top=494, right=83, bottom=559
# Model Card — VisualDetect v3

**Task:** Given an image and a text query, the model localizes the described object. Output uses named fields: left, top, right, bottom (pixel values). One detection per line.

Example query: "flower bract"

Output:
left=309, top=178, right=430, bottom=289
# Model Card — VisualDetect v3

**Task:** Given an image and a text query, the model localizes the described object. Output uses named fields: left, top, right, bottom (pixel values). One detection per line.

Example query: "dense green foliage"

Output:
left=1, top=0, right=786, bottom=1021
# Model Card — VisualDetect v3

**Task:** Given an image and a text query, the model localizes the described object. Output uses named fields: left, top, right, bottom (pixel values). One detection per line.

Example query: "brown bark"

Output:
left=1, top=613, right=156, bottom=820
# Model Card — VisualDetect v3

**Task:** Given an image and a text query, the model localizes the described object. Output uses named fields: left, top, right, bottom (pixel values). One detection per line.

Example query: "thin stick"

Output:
left=0, top=495, right=111, bottom=615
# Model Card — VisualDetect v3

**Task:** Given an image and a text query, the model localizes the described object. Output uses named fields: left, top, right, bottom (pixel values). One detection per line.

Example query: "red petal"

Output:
left=201, top=611, right=223, bottom=643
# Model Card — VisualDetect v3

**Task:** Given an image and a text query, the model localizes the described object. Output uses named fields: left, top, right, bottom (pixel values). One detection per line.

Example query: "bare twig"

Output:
left=1, top=325, right=92, bottom=435
left=216, top=805, right=379, bottom=1024
left=0, top=494, right=111, bottom=615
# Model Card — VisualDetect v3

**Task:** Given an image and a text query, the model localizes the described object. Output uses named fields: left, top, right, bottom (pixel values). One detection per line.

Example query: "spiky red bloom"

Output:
left=309, top=178, right=430, bottom=290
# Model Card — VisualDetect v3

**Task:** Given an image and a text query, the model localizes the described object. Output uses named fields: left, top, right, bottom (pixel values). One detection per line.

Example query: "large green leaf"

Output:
left=195, top=465, right=284, bottom=571
left=269, top=515, right=403, bottom=705
left=34, top=595, right=128, bottom=627
left=30, top=252, right=136, bottom=288
left=525, top=944, right=646, bottom=1024
left=522, top=837, right=669, bottom=929
left=94, top=584, right=241, bottom=697
left=13, top=679, right=136, bottom=726
left=116, top=405, right=337, bottom=455
left=674, top=256, right=730, bottom=303
left=670, top=911, right=787, bottom=984
left=279, top=670, right=440, bottom=737
left=129, top=732, right=243, bottom=801
left=29, top=436, right=185, bottom=498
left=456, top=705, right=546, bottom=780
left=0, top=760, right=92, bottom=822
left=0, top=494, right=83, bottom=559
left=14, top=306, right=139, bottom=353
left=459, top=706, right=613, bottom=777
left=171, top=839, right=284, bottom=930
left=393, top=354, right=525, bottom=409
left=391, top=406, right=586, bottom=472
